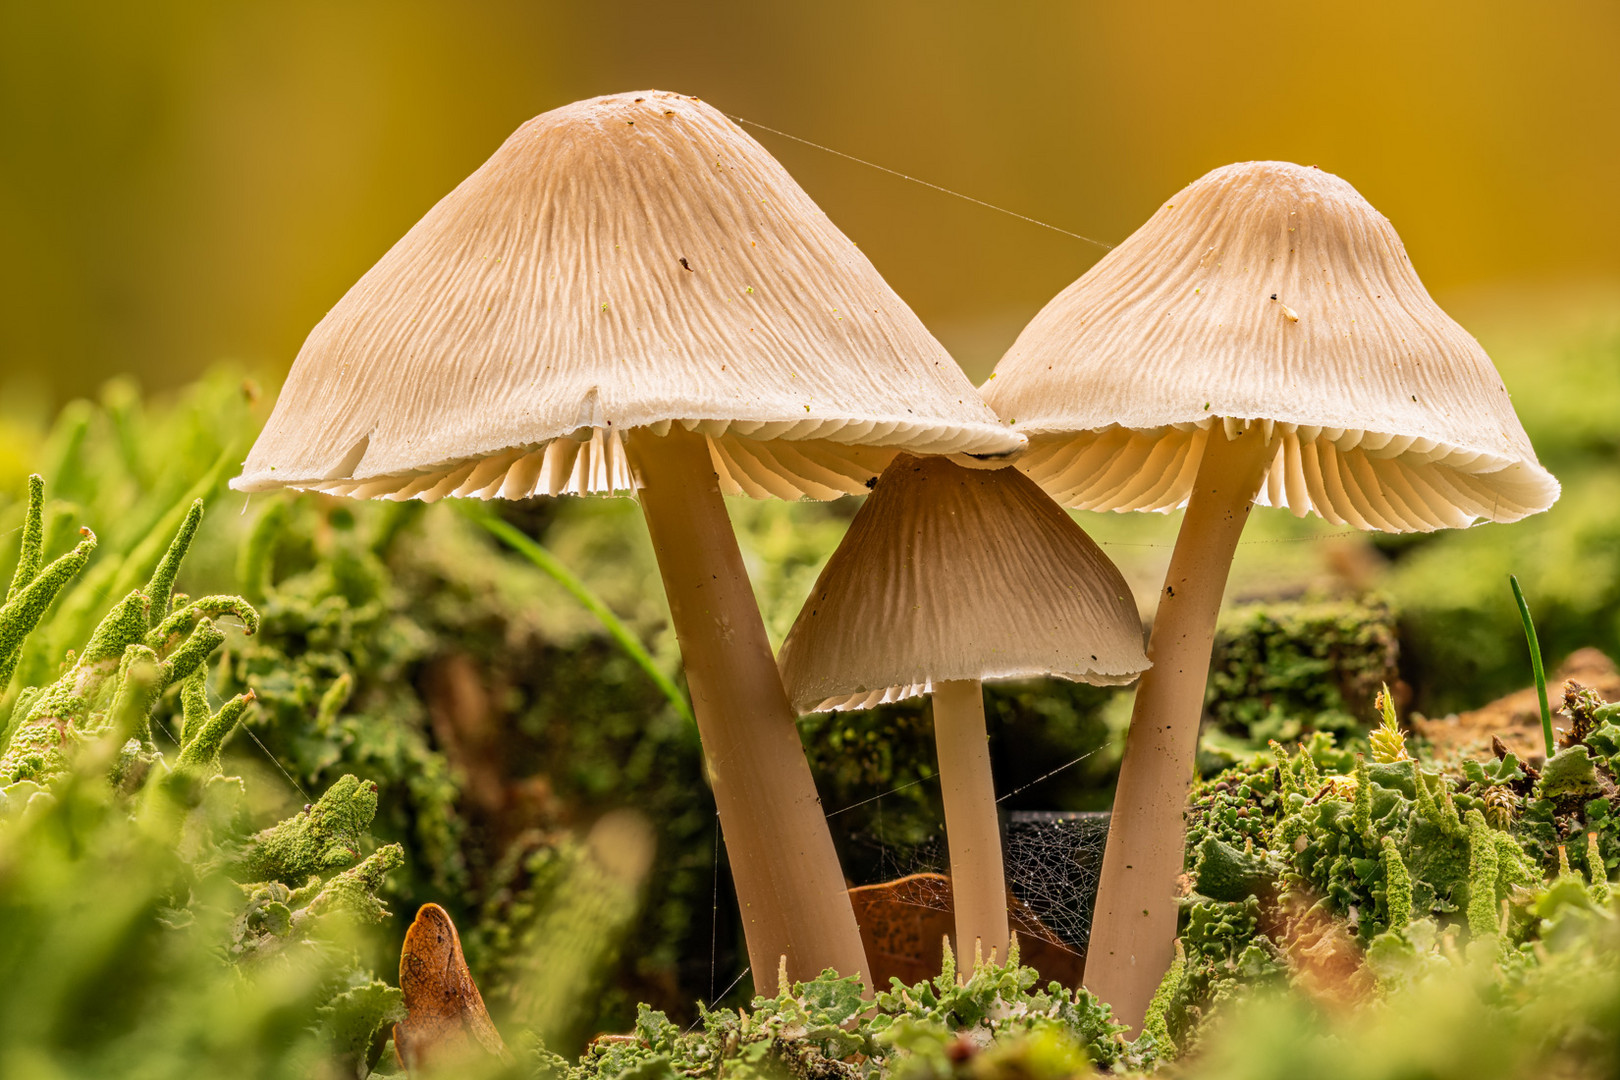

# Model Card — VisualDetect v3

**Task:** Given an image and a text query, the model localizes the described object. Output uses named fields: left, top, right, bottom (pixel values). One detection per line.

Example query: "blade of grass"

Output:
left=1510, top=574, right=1554, bottom=758
left=461, top=503, right=695, bottom=730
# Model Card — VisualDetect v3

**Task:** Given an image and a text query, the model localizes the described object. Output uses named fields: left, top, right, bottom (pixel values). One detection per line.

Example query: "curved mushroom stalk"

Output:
left=1083, top=422, right=1276, bottom=1030
left=629, top=426, right=869, bottom=989
left=932, top=678, right=1009, bottom=966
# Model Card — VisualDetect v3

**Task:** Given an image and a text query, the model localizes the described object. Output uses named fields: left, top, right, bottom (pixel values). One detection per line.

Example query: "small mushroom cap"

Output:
left=778, top=454, right=1148, bottom=713
left=983, top=161, right=1558, bottom=532
left=234, top=90, right=1022, bottom=502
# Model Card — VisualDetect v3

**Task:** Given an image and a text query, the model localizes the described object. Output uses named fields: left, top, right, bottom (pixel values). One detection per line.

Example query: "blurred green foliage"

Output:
left=1205, top=596, right=1400, bottom=750
left=1383, top=322, right=1620, bottom=715
left=0, top=475, right=404, bottom=1079
left=0, top=375, right=718, bottom=1047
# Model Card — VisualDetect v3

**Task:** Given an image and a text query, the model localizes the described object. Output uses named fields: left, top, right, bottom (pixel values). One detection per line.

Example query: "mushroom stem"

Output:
left=932, top=678, right=1009, bottom=967
left=626, top=427, right=870, bottom=991
left=1083, top=422, right=1276, bottom=1031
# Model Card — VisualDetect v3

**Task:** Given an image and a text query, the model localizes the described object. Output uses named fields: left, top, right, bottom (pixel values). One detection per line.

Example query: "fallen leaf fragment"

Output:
left=395, top=902, right=510, bottom=1075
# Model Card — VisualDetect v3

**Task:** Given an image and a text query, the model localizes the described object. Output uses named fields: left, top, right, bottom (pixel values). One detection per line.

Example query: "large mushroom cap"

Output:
left=778, top=454, right=1148, bottom=713
left=983, top=161, right=1558, bottom=532
left=234, top=90, right=1023, bottom=502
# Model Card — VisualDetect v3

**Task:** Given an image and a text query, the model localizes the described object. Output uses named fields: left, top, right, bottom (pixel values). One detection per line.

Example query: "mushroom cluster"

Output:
left=233, top=90, right=1024, bottom=989
left=237, top=89, right=1556, bottom=1028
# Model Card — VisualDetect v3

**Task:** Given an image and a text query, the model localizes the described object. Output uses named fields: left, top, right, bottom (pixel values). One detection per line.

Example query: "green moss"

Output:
left=550, top=944, right=1134, bottom=1080
left=1206, top=595, right=1399, bottom=748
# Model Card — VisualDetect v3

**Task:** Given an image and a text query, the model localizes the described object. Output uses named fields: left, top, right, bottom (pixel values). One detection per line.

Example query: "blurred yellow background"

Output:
left=3, top=0, right=1618, bottom=403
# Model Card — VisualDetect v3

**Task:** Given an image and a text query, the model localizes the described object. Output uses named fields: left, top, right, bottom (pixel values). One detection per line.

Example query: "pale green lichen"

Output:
left=147, top=595, right=260, bottom=653
left=1537, top=745, right=1602, bottom=799
left=303, top=842, right=406, bottom=924
left=107, top=643, right=163, bottom=744
left=1, top=590, right=248, bottom=785
left=0, top=497, right=97, bottom=693
left=1380, top=835, right=1413, bottom=931
left=5, top=474, right=47, bottom=603
left=0, top=378, right=416, bottom=1078
left=1352, top=754, right=1375, bottom=844
left=1138, top=942, right=1186, bottom=1057
left=1588, top=832, right=1611, bottom=904
left=1466, top=809, right=1503, bottom=941
left=174, top=682, right=256, bottom=778
left=144, top=498, right=203, bottom=629
left=239, top=773, right=380, bottom=883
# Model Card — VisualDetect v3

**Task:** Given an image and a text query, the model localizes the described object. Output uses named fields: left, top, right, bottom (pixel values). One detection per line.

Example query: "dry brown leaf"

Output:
left=395, top=902, right=509, bottom=1076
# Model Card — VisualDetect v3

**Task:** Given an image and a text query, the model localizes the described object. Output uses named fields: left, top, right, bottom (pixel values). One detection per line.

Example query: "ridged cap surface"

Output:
left=778, top=454, right=1147, bottom=713
left=982, top=161, right=1558, bottom=532
left=233, top=90, right=1022, bottom=501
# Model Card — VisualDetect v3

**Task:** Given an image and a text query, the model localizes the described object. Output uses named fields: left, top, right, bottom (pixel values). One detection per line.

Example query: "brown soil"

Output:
left=1414, top=648, right=1620, bottom=765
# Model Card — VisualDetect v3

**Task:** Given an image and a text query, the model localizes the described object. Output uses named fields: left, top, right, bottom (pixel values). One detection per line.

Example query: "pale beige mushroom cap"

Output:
left=778, top=454, right=1148, bottom=713
left=982, top=161, right=1558, bottom=532
left=233, top=90, right=1022, bottom=502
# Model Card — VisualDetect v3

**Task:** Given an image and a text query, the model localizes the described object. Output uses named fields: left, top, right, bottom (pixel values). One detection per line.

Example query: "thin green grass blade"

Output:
left=461, top=504, right=695, bottom=730
left=1510, top=574, right=1554, bottom=758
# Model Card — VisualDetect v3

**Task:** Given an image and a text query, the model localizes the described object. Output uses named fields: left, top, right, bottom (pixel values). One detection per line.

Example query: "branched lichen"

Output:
left=0, top=518, right=97, bottom=692
left=1465, top=809, right=1502, bottom=941
left=302, top=842, right=406, bottom=924
left=175, top=687, right=255, bottom=778
left=238, top=773, right=379, bottom=883
left=147, top=595, right=260, bottom=652
left=144, top=498, right=203, bottom=629
left=0, top=378, right=418, bottom=1079
left=1380, top=836, right=1412, bottom=930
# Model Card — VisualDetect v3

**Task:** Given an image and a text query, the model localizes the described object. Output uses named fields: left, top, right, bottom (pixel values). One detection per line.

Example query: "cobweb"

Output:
left=838, top=762, right=1113, bottom=959
left=702, top=753, right=1115, bottom=1005
left=1002, top=811, right=1111, bottom=951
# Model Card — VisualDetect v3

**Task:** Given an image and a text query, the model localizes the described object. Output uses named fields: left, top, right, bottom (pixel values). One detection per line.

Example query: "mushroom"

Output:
left=982, top=160, right=1559, bottom=1027
left=232, top=90, right=1025, bottom=988
left=778, top=453, right=1147, bottom=965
